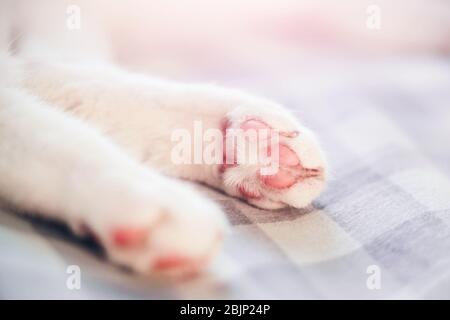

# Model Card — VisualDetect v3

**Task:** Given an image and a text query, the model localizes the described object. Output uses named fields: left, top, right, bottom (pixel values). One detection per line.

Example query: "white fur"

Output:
left=0, top=0, right=329, bottom=274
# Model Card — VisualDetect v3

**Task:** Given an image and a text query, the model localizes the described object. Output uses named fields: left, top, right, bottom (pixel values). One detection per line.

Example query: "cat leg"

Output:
left=0, top=87, right=227, bottom=276
left=21, top=61, right=328, bottom=210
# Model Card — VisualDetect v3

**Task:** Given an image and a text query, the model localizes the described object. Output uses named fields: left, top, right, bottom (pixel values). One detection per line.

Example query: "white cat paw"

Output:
left=219, top=104, right=327, bottom=210
left=72, top=176, right=228, bottom=277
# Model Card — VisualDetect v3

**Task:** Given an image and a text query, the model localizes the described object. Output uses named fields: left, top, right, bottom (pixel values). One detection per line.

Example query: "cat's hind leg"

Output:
left=0, top=87, right=227, bottom=276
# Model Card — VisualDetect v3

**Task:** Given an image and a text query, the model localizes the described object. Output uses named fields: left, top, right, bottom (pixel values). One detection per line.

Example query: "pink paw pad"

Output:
left=259, top=144, right=302, bottom=189
left=152, top=232, right=223, bottom=272
left=153, top=255, right=191, bottom=270
left=259, top=168, right=299, bottom=189
left=238, top=185, right=262, bottom=199
left=240, top=119, right=302, bottom=190
left=222, top=116, right=314, bottom=200
left=276, top=144, right=300, bottom=166
left=112, top=227, right=149, bottom=248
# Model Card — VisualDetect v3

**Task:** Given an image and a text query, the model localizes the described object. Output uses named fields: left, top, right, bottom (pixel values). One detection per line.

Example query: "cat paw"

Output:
left=219, top=105, right=327, bottom=209
left=71, top=176, right=228, bottom=277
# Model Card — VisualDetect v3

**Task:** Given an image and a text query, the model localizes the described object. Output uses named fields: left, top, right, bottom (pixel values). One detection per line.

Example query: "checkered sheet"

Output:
left=1, top=56, right=449, bottom=299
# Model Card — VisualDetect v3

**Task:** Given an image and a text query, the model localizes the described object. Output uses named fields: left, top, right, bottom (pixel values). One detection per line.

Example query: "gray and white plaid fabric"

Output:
left=1, top=57, right=449, bottom=299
